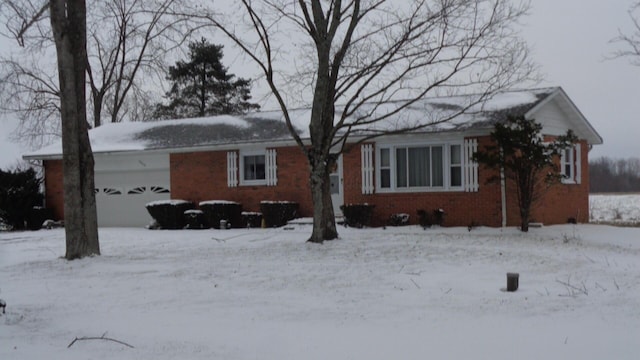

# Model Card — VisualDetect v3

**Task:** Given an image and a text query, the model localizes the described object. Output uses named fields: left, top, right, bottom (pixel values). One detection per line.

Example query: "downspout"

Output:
left=500, top=165, right=507, bottom=228
left=499, top=142, right=507, bottom=228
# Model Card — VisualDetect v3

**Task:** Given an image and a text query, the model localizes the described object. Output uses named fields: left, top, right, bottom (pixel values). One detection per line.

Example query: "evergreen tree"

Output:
left=153, top=38, right=259, bottom=119
left=474, top=115, right=577, bottom=232
left=0, top=167, right=43, bottom=230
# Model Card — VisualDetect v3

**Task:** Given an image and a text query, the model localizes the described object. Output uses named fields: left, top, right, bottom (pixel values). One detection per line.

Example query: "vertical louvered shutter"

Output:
left=227, top=151, right=238, bottom=187
left=266, top=149, right=278, bottom=186
left=464, top=139, right=479, bottom=192
left=361, top=144, right=374, bottom=194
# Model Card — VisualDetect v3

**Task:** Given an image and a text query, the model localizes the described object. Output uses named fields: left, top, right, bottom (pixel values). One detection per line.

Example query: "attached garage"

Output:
left=94, top=153, right=170, bottom=227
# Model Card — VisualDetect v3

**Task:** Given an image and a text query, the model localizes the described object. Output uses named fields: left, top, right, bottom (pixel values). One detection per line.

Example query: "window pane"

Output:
left=409, top=147, right=430, bottom=187
left=450, top=167, right=462, bottom=187
left=381, top=169, right=391, bottom=188
left=396, top=148, right=407, bottom=187
left=431, top=146, right=443, bottom=187
left=380, top=148, right=390, bottom=167
left=244, top=155, right=266, bottom=180
left=450, top=145, right=461, bottom=165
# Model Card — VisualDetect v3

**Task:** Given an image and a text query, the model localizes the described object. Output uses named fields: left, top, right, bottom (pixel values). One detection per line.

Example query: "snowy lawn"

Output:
left=1, top=223, right=639, bottom=360
left=590, top=193, right=640, bottom=225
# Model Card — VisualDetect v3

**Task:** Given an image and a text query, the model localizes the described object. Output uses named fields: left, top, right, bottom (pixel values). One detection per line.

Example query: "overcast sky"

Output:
left=1, top=0, right=639, bottom=168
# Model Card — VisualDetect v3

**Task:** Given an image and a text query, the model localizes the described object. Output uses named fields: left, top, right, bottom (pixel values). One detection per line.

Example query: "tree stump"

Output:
left=507, top=273, right=519, bottom=292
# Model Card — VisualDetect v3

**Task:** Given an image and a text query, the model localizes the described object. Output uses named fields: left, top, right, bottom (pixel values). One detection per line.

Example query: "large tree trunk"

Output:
left=50, top=0, right=100, bottom=259
left=307, top=156, right=338, bottom=243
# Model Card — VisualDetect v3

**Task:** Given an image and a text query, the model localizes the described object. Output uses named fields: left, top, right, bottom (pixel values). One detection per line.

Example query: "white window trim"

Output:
left=561, top=143, right=581, bottom=185
left=239, top=149, right=268, bottom=186
left=237, top=148, right=277, bottom=187
left=375, top=140, right=465, bottom=193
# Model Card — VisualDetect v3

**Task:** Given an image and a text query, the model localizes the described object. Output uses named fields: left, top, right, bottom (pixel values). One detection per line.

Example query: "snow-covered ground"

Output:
left=1, top=220, right=639, bottom=359
left=590, top=193, right=640, bottom=225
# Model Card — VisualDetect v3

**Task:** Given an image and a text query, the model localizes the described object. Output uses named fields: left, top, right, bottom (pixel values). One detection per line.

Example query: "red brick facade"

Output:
left=43, top=160, right=65, bottom=221
left=170, top=147, right=314, bottom=215
left=43, top=138, right=590, bottom=228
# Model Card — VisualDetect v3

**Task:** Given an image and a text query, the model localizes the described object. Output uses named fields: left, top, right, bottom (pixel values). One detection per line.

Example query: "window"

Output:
left=450, top=144, right=462, bottom=187
left=380, top=148, right=391, bottom=188
left=237, top=149, right=277, bottom=186
left=560, top=144, right=581, bottom=184
left=377, top=141, right=464, bottom=192
left=127, top=186, right=146, bottom=195
left=103, top=187, right=122, bottom=195
left=150, top=186, right=170, bottom=194
left=395, top=146, right=443, bottom=188
left=243, top=154, right=266, bottom=181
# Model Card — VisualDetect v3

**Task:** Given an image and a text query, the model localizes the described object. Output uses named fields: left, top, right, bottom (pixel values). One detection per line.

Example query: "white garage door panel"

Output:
left=97, top=190, right=170, bottom=227
left=95, top=169, right=171, bottom=227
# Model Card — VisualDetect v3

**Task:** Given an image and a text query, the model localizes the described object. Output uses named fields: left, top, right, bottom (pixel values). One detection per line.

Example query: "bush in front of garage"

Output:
left=241, top=212, right=263, bottom=228
left=199, top=201, right=243, bottom=229
left=260, top=201, right=299, bottom=227
left=145, top=200, right=195, bottom=229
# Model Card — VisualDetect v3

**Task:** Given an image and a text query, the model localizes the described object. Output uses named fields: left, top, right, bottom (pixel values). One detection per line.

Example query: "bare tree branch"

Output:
left=610, top=2, right=640, bottom=66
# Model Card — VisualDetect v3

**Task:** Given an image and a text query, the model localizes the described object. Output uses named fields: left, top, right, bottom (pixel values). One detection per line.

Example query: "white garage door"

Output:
left=94, top=153, right=170, bottom=227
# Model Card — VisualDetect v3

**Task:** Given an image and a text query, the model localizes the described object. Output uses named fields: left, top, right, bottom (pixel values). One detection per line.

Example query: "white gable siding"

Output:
left=529, top=99, right=572, bottom=136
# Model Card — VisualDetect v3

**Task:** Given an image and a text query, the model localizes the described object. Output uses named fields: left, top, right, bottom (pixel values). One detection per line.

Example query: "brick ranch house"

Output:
left=24, top=87, right=602, bottom=228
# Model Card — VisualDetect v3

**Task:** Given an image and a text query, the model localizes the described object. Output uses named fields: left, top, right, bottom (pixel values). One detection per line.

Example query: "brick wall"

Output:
left=341, top=137, right=590, bottom=227
left=43, top=160, right=65, bottom=220
left=42, top=138, right=591, bottom=228
left=170, top=146, right=314, bottom=215
left=523, top=139, right=590, bottom=225
left=342, top=137, right=504, bottom=227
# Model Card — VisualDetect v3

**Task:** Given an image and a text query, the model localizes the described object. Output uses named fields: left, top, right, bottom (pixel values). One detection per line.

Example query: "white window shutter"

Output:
left=227, top=151, right=238, bottom=187
left=266, top=149, right=278, bottom=186
left=575, top=143, right=581, bottom=184
left=361, top=144, right=374, bottom=194
left=464, top=139, right=479, bottom=192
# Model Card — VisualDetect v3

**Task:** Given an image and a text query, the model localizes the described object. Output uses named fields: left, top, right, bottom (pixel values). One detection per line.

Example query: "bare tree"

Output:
left=50, top=0, right=100, bottom=259
left=0, top=0, right=197, bottom=148
left=190, top=0, right=536, bottom=243
left=611, top=2, right=640, bottom=66
left=86, top=0, right=196, bottom=126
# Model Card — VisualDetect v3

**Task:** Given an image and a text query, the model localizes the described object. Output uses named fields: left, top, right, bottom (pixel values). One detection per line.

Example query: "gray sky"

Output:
left=1, top=0, right=639, bottom=168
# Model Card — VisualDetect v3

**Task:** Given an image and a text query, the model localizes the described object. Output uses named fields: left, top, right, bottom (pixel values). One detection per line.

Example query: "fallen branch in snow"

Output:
left=67, top=333, right=134, bottom=349
left=410, top=278, right=421, bottom=289
left=556, top=276, right=589, bottom=297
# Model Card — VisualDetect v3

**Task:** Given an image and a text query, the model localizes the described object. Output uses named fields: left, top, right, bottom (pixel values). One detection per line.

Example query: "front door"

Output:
left=329, top=155, right=344, bottom=215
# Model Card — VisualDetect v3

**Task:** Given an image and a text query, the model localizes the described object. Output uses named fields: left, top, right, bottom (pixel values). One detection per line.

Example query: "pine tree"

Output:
left=153, top=38, right=259, bottom=119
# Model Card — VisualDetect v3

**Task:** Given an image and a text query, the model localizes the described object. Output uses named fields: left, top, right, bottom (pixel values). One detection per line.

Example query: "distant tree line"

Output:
left=590, top=157, right=640, bottom=193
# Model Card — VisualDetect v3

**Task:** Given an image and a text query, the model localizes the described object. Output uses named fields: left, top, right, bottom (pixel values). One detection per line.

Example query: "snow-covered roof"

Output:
left=24, top=87, right=602, bottom=160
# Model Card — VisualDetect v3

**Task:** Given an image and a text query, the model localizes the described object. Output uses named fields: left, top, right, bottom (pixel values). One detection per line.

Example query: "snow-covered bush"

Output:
left=389, top=213, right=410, bottom=226
left=417, top=208, right=445, bottom=228
left=27, top=207, right=53, bottom=231
left=241, top=212, right=263, bottom=228
left=184, top=209, right=206, bottom=229
left=340, top=203, right=375, bottom=228
left=199, top=201, right=243, bottom=229
left=145, top=200, right=195, bottom=229
left=260, top=201, right=299, bottom=228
